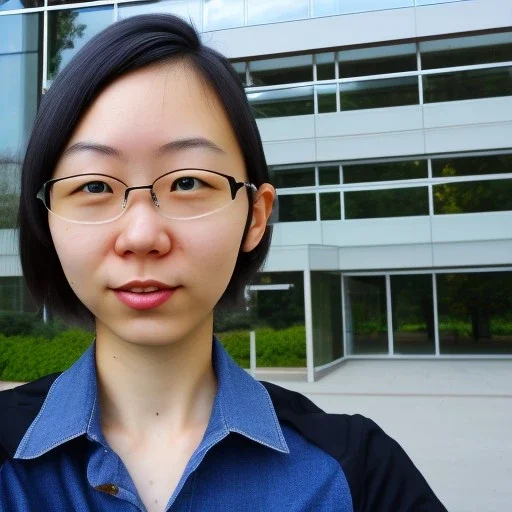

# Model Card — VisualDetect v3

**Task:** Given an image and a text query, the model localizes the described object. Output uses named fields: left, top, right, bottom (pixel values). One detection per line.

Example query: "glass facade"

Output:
left=271, top=153, right=512, bottom=223
left=241, top=31, right=512, bottom=118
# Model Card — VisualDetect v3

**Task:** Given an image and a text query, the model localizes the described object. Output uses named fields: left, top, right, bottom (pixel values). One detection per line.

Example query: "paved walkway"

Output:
left=2, top=359, right=511, bottom=511
left=263, top=359, right=512, bottom=512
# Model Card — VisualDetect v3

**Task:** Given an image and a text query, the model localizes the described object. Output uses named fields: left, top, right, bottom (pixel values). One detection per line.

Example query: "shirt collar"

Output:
left=14, top=337, right=288, bottom=459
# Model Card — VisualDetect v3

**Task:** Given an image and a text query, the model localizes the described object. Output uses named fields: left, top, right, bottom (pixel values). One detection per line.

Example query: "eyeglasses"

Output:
left=36, top=168, right=257, bottom=224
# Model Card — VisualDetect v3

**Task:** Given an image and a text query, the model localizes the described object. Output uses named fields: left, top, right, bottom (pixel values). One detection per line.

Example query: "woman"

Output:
left=0, top=15, right=447, bottom=512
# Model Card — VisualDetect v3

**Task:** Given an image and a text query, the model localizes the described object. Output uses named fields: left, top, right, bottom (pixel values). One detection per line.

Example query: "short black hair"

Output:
left=19, top=14, right=272, bottom=325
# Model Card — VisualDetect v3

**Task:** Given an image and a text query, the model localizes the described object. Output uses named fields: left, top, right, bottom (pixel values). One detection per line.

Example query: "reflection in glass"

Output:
left=344, top=160, right=427, bottom=183
left=420, top=32, right=512, bottom=70
left=247, top=0, right=308, bottom=25
left=203, top=0, right=244, bottom=31
left=433, top=178, right=512, bottom=215
left=316, top=52, right=335, bottom=80
left=338, top=0, right=412, bottom=15
left=277, top=194, right=316, bottom=222
left=339, top=43, right=416, bottom=78
left=118, top=0, right=201, bottom=27
left=391, top=275, right=434, bottom=354
left=312, top=271, right=343, bottom=366
left=319, top=165, right=340, bottom=185
left=47, top=6, right=113, bottom=80
left=249, top=271, right=306, bottom=367
left=0, top=13, right=42, bottom=158
left=340, top=76, right=419, bottom=110
left=0, top=0, right=42, bottom=10
left=249, top=55, right=312, bottom=86
left=437, top=272, right=512, bottom=355
left=423, top=66, right=512, bottom=103
left=432, top=154, right=512, bottom=178
left=232, top=61, right=247, bottom=86
left=312, top=0, right=337, bottom=17
left=320, top=192, right=341, bottom=220
left=316, top=84, right=337, bottom=113
left=345, top=276, right=388, bottom=355
left=270, top=167, right=315, bottom=188
left=247, top=85, right=314, bottom=118
left=345, top=186, right=429, bottom=219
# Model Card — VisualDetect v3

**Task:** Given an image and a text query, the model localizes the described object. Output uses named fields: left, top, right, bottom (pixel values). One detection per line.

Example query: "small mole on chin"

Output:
left=156, top=412, right=159, bottom=416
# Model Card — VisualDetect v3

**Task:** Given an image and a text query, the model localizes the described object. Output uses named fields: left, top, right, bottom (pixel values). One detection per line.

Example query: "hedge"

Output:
left=0, top=325, right=307, bottom=382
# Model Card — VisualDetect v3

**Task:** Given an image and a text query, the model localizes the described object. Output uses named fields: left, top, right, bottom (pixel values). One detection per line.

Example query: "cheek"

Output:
left=49, top=221, right=107, bottom=291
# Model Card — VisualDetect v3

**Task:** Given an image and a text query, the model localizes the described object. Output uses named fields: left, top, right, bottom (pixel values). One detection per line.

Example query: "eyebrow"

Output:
left=61, top=137, right=225, bottom=159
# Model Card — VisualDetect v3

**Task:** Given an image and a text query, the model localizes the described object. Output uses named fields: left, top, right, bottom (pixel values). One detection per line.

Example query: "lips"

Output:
left=113, top=280, right=178, bottom=310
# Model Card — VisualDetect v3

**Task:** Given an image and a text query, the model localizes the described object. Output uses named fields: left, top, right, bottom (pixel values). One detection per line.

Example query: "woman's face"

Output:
left=49, top=62, right=271, bottom=347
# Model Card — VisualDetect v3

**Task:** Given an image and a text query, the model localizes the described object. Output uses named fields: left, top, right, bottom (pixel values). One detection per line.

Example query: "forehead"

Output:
left=58, top=61, right=245, bottom=177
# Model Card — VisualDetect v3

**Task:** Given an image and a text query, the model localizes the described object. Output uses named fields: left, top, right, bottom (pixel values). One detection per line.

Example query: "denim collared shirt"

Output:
left=1, top=338, right=353, bottom=511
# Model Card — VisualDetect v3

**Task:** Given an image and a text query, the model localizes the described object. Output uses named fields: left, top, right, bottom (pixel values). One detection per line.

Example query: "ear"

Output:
left=242, top=183, right=276, bottom=253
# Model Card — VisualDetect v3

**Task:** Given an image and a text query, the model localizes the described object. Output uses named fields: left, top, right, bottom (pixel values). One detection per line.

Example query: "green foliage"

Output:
left=0, top=311, right=69, bottom=338
left=0, top=329, right=93, bottom=382
left=219, top=325, right=306, bottom=368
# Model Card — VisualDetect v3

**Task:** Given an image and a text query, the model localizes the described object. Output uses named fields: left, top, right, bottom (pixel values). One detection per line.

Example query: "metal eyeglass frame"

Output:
left=36, top=168, right=258, bottom=222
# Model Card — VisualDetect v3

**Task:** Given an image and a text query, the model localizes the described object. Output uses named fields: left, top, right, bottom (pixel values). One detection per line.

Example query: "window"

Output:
left=391, top=275, right=435, bottom=355
left=345, top=187, right=429, bottom=219
left=271, top=167, right=315, bottom=188
left=340, top=76, right=419, bottom=110
left=203, top=0, right=244, bottom=31
left=345, top=276, right=388, bottom=355
left=249, top=55, right=313, bottom=87
left=420, top=32, right=512, bottom=70
left=339, top=43, right=417, bottom=78
left=247, top=85, right=314, bottom=118
left=0, top=12, right=42, bottom=196
left=316, top=52, right=335, bottom=81
left=118, top=0, right=201, bottom=27
left=344, top=160, right=427, bottom=183
left=434, top=179, right=512, bottom=215
left=432, top=154, right=512, bottom=178
left=316, top=84, right=337, bottom=113
left=247, top=0, right=309, bottom=25
left=423, top=66, right=512, bottom=103
left=232, top=61, right=247, bottom=86
left=277, top=194, right=316, bottom=222
left=47, top=6, right=113, bottom=80
left=319, top=166, right=340, bottom=185
left=320, top=192, right=341, bottom=220
left=437, top=272, right=512, bottom=355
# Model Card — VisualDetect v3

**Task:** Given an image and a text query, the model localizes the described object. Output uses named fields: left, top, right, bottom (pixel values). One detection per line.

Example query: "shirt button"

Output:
left=95, top=483, right=119, bottom=495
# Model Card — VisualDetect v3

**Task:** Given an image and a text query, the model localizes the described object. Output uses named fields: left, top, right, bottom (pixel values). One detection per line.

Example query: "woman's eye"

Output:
left=81, top=181, right=112, bottom=194
left=172, top=177, right=203, bottom=192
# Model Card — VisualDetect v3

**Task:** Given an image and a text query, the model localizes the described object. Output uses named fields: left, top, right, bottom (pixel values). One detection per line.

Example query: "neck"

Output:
left=95, top=318, right=217, bottom=436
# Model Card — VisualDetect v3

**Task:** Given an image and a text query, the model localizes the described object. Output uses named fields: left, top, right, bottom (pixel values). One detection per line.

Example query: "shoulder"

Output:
left=260, top=381, right=447, bottom=512
left=0, top=373, right=61, bottom=463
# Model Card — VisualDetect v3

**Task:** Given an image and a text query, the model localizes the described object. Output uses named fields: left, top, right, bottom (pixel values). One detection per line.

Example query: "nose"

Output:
left=114, top=188, right=171, bottom=257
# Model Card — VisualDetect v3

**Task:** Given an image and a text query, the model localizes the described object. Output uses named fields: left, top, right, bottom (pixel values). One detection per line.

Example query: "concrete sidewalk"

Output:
left=263, top=359, right=512, bottom=512
left=2, top=360, right=511, bottom=511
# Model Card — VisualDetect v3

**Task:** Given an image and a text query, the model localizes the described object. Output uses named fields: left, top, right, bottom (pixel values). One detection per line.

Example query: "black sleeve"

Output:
left=340, top=414, right=448, bottom=512
left=260, top=382, right=447, bottom=512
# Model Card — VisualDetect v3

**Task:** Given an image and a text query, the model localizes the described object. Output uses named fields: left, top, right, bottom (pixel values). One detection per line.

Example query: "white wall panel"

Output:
left=315, top=106, right=423, bottom=138
left=308, top=245, right=339, bottom=270
left=263, top=139, right=317, bottom=165
left=257, top=115, right=315, bottom=142
left=0, top=255, right=22, bottom=277
left=263, top=245, right=310, bottom=271
left=321, top=217, right=432, bottom=247
left=316, top=130, right=425, bottom=161
left=432, top=240, right=512, bottom=267
left=423, top=97, right=512, bottom=130
left=271, top=221, right=323, bottom=245
left=415, top=0, right=512, bottom=39
left=205, top=8, right=416, bottom=59
left=431, top=212, right=512, bottom=243
left=424, top=120, right=512, bottom=154
left=338, top=243, right=434, bottom=270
